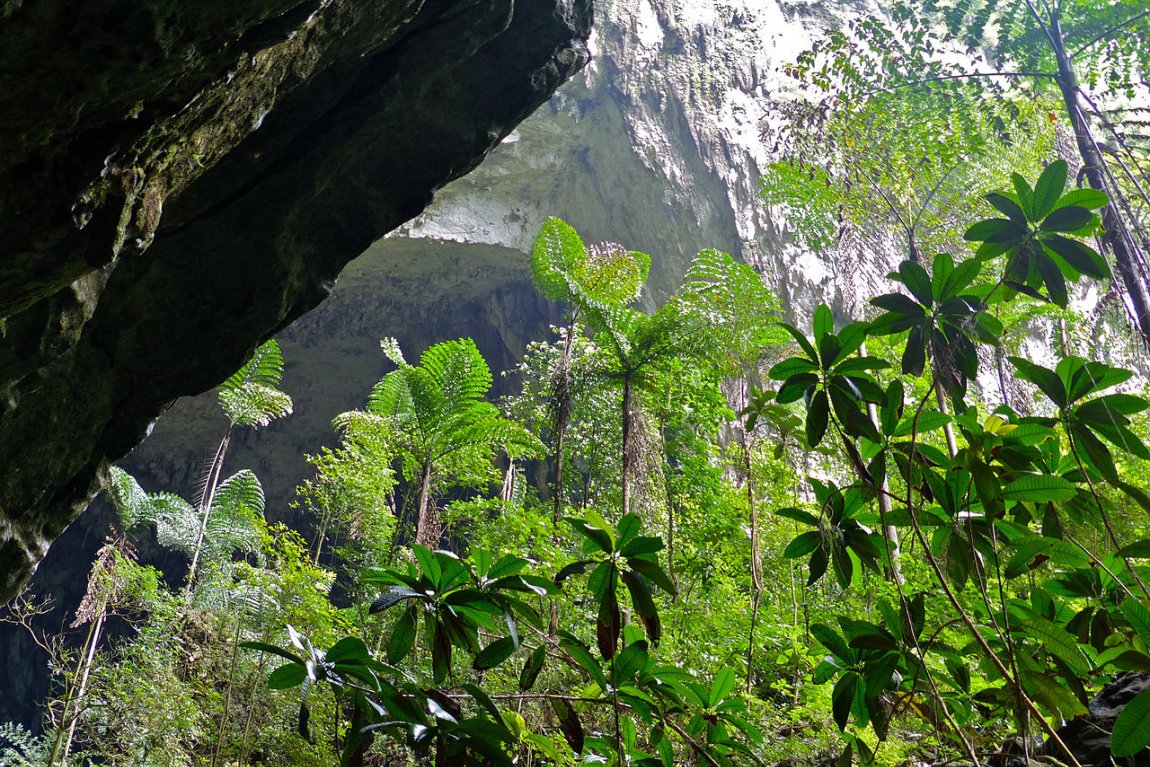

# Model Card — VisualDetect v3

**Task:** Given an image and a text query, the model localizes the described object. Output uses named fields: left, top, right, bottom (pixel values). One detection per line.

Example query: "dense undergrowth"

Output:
left=5, top=1, right=1150, bottom=765
left=6, top=174, right=1150, bottom=765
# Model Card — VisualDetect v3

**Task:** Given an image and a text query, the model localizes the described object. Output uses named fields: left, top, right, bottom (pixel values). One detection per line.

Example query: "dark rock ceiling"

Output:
left=0, top=0, right=592, bottom=600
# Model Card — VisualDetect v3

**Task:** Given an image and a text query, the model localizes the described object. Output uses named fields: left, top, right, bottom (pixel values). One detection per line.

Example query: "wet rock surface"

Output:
left=0, top=0, right=592, bottom=600
left=1043, top=673, right=1150, bottom=767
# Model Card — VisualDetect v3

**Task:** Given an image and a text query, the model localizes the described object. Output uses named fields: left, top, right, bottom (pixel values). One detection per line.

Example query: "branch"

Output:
left=1070, top=8, right=1150, bottom=60
left=869, top=70, right=1056, bottom=95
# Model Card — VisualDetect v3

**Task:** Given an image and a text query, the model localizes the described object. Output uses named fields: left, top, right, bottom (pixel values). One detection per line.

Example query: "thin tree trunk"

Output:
left=552, top=324, right=576, bottom=527
left=57, top=609, right=106, bottom=765
left=742, top=429, right=764, bottom=693
left=415, top=461, right=434, bottom=547
left=188, top=430, right=232, bottom=589
left=1049, top=15, right=1150, bottom=349
left=621, top=375, right=633, bottom=517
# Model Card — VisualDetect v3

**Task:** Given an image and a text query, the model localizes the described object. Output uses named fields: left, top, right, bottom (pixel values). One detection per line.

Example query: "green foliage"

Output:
left=108, top=466, right=265, bottom=581
left=363, top=336, right=544, bottom=543
left=770, top=305, right=888, bottom=447
left=218, top=339, right=294, bottom=428
left=767, top=163, right=1150, bottom=763
left=21, top=160, right=1150, bottom=767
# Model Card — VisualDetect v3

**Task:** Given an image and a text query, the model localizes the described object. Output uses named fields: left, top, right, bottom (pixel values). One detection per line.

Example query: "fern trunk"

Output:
left=1048, top=14, right=1150, bottom=350
left=415, top=461, right=435, bottom=547
left=188, top=430, right=232, bottom=589
left=621, top=375, right=633, bottom=517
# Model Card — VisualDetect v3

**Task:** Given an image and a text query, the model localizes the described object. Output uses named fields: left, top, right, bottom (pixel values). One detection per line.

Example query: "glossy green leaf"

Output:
left=268, top=662, right=308, bottom=689
left=1003, top=473, right=1077, bottom=502
left=519, top=644, right=547, bottom=691
left=1032, top=161, right=1068, bottom=219
left=1112, top=688, right=1150, bottom=757
left=621, top=569, right=661, bottom=645
left=814, top=305, right=835, bottom=342
left=1040, top=206, right=1093, bottom=233
left=387, top=609, right=417, bottom=664
left=899, top=261, right=933, bottom=306
left=474, top=637, right=518, bottom=670
left=783, top=530, right=822, bottom=559
left=1010, top=358, right=1066, bottom=408
left=709, top=667, right=736, bottom=708
left=326, top=636, right=370, bottom=663
left=806, top=389, right=830, bottom=447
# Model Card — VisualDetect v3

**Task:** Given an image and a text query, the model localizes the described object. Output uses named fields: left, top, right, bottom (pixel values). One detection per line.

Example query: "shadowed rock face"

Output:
left=0, top=0, right=592, bottom=600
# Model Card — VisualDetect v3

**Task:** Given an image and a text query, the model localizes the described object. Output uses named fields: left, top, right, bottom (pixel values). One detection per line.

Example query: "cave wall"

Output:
left=2, top=0, right=903, bottom=728
left=0, top=0, right=592, bottom=601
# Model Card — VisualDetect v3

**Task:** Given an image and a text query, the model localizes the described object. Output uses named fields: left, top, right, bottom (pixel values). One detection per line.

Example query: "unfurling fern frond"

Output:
left=219, top=340, right=294, bottom=427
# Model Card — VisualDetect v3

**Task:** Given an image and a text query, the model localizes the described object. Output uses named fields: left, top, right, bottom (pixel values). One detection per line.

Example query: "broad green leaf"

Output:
left=1022, top=670, right=1087, bottom=720
left=776, top=507, right=819, bottom=526
left=614, top=640, right=650, bottom=683
left=779, top=322, right=819, bottom=362
left=898, top=261, right=933, bottom=306
left=1032, top=161, right=1068, bottom=219
left=1040, top=206, right=1093, bottom=233
left=1010, top=175, right=1035, bottom=220
left=412, top=545, right=441, bottom=586
left=709, top=667, right=736, bottom=708
left=811, top=623, right=852, bottom=664
left=832, top=673, right=857, bottom=731
left=784, top=531, right=822, bottom=559
left=520, top=644, right=547, bottom=691
left=1120, top=598, right=1150, bottom=641
left=387, top=610, right=417, bottom=663
left=814, top=305, right=835, bottom=342
left=1003, top=474, right=1077, bottom=502
left=487, top=555, right=529, bottom=580
left=1017, top=618, right=1091, bottom=675
left=268, top=662, right=308, bottom=689
left=1112, top=688, right=1150, bottom=757
left=806, top=389, right=830, bottom=447
left=1118, top=540, right=1150, bottom=559
left=325, top=636, right=370, bottom=663
left=1043, top=235, right=1110, bottom=279
left=621, top=569, right=661, bottom=645
left=240, top=641, right=304, bottom=665
left=1051, top=188, right=1108, bottom=211
left=769, top=357, right=819, bottom=379
left=1010, top=358, right=1067, bottom=408
left=474, top=637, right=518, bottom=670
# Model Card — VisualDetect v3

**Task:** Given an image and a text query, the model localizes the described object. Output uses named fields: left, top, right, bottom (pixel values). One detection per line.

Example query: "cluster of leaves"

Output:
left=769, top=163, right=1150, bottom=760
left=244, top=511, right=769, bottom=766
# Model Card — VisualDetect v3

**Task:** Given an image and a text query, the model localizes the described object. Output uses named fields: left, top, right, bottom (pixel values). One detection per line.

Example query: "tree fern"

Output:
left=106, top=468, right=266, bottom=583
left=357, top=337, right=544, bottom=545
left=530, top=220, right=782, bottom=516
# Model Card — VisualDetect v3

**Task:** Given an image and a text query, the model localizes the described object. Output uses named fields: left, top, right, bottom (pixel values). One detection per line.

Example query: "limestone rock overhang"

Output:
left=0, top=0, right=593, bottom=600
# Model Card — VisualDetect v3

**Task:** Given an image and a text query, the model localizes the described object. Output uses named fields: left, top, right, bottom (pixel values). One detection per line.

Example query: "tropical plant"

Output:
left=191, top=339, right=292, bottom=585
left=360, top=337, right=544, bottom=546
left=768, top=0, right=1150, bottom=346
left=772, top=162, right=1150, bottom=764
left=531, top=218, right=779, bottom=516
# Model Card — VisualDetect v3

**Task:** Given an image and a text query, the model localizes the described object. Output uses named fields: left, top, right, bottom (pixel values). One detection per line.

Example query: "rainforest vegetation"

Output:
left=4, top=1, right=1150, bottom=766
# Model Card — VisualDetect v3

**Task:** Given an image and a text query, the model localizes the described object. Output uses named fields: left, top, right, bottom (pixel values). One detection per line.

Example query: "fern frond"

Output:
left=106, top=467, right=154, bottom=530
left=152, top=493, right=201, bottom=556
left=218, top=340, right=294, bottom=427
